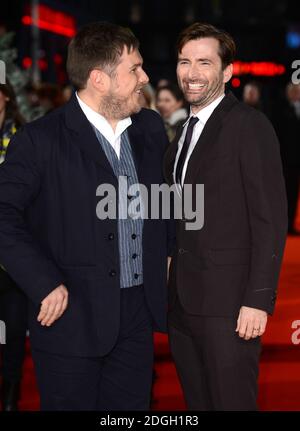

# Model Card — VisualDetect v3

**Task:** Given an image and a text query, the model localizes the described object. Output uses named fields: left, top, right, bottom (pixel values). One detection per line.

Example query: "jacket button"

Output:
left=132, top=253, right=137, bottom=259
left=179, top=248, right=186, bottom=254
left=108, top=233, right=114, bottom=240
left=109, top=270, right=116, bottom=277
left=134, top=273, right=139, bottom=279
left=132, top=234, right=137, bottom=239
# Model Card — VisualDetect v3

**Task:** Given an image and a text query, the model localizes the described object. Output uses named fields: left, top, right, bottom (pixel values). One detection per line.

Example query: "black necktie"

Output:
left=175, top=116, right=199, bottom=185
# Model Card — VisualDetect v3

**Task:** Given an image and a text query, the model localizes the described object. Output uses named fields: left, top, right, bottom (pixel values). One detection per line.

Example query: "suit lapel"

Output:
left=64, top=94, right=116, bottom=179
left=127, top=116, right=145, bottom=181
left=184, top=92, right=239, bottom=185
left=183, top=111, right=222, bottom=186
left=163, top=125, right=185, bottom=185
left=65, top=96, right=150, bottom=184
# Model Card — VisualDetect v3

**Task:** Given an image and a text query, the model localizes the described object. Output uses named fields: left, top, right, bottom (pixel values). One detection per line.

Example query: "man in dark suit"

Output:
left=164, top=23, right=287, bottom=410
left=0, top=22, right=174, bottom=410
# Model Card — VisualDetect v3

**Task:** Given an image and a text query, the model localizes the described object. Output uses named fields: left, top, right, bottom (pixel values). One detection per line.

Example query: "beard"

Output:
left=180, top=72, right=224, bottom=109
left=99, top=91, right=142, bottom=120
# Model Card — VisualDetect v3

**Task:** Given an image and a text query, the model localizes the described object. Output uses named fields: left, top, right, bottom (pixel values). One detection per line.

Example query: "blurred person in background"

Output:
left=25, top=83, right=41, bottom=110
left=243, top=80, right=272, bottom=118
left=35, top=83, right=65, bottom=114
left=0, top=81, right=27, bottom=411
left=156, top=84, right=187, bottom=141
left=62, top=85, right=73, bottom=104
left=273, top=83, right=300, bottom=235
left=139, top=83, right=156, bottom=110
left=243, top=81, right=263, bottom=110
left=156, top=78, right=171, bottom=89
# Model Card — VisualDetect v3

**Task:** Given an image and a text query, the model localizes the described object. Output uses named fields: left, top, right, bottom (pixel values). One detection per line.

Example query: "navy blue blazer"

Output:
left=0, top=94, right=174, bottom=356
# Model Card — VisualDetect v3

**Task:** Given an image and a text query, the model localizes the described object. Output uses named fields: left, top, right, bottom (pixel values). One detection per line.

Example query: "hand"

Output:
left=37, top=284, right=68, bottom=327
left=236, top=306, right=267, bottom=340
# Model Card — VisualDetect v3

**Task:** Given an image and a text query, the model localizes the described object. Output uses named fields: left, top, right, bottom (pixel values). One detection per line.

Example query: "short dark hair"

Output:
left=67, top=21, right=139, bottom=90
left=176, top=22, right=236, bottom=70
left=156, top=84, right=184, bottom=102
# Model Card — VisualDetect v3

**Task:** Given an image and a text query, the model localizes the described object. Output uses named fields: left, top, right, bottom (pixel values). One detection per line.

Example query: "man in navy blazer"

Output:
left=0, top=22, right=174, bottom=410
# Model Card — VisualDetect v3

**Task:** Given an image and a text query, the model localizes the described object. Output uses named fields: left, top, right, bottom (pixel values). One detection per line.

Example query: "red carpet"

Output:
left=17, top=205, right=300, bottom=411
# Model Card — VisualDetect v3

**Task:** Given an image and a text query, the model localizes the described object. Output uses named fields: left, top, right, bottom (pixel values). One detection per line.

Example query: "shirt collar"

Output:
left=183, top=93, right=225, bottom=127
left=75, top=92, right=132, bottom=143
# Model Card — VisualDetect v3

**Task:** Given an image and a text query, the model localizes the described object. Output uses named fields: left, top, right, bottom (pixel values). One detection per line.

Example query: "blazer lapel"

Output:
left=127, top=115, right=145, bottom=181
left=163, top=125, right=185, bottom=185
left=184, top=92, right=239, bottom=186
left=64, top=94, right=116, bottom=179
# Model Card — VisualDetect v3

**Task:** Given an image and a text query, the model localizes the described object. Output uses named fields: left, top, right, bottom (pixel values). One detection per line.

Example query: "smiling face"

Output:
left=176, top=37, right=232, bottom=113
left=100, top=46, right=149, bottom=120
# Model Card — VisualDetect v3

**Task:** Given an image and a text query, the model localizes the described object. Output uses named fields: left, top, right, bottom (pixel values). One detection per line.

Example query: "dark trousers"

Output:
left=0, top=285, right=27, bottom=382
left=168, top=297, right=261, bottom=411
left=32, top=286, right=154, bottom=411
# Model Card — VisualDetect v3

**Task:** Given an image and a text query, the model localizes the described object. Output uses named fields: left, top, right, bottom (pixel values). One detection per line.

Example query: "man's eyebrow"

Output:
left=178, top=57, right=212, bottom=62
left=130, top=61, right=143, bottom=68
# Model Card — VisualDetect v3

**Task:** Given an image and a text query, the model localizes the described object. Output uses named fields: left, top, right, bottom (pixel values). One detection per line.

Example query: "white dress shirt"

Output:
left=76, top=92, right=132, bottom=159
left=173, top=93, right=225, bottom=186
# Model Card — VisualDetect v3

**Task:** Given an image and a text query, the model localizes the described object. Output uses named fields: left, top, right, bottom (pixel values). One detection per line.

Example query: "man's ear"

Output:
left=89, top=69, right=108, bottom=89
left=223, top=63, right=233, bottom=84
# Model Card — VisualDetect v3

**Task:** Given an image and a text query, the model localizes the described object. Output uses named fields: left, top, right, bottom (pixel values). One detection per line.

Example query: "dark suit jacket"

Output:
left=164, top=92, right=288, bottom=317
left=0, top=94, right=174, bottom=356
left=0, top=267, right=16, bottom=294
